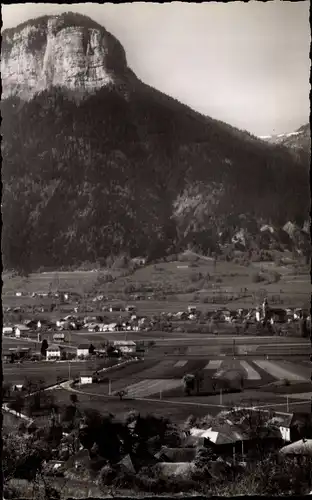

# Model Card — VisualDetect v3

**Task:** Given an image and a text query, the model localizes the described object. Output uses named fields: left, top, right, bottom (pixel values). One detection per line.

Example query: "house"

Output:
left=109, top=305, right=124, bottom=312
left=3, top=326, right=13, bottom=335
left=53, top=332, right=65, bottom=342
left=3, top=350, right=15, bottom=363
left=270, top=308, right=287, bottom=323
left=175, top=312, right=188, bottom=321
left=14, top=324, right=30, bottom=338
left=269, top=413, right=312, bottom=443
left=46, top=344, right=62, bottom=360
left=188, top=305, right=197, bottom=314
left=79, top=374, right=93, bottom=385
left=88, top=323, right=100, bottom=332
left=12, top=384, right=26, bottom=391
left=116, top=454, right=136, bottom=474
left=125, top=305, right=136, bottom=312
left=131, top=257, right=146, bottom=266
left=77, top=344, right=90, bottom=358
left=113, top=340, right=136, bottom=355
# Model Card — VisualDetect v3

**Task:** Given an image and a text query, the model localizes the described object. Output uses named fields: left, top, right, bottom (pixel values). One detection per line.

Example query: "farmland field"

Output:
left=68, top=354, right=311, bottom=401
left=48, top=383, right=312, bottom=424
left=2, top=358, right=114, bottom=388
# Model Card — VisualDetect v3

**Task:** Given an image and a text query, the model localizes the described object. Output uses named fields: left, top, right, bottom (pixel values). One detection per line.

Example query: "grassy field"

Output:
left=2, top=358, right=113, bottom=388
left=67, top=354, right=310, bottom=400
left=3, top=255, right=310, bottom=314
left=48, top=382, right=312, bottom=423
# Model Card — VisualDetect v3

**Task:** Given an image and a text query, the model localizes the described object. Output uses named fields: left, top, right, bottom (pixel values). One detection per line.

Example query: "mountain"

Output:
left=260, top=124, right=310, bottom=151
left=259, top=124, right=310, bottom=167
left=1, top=13, right=310, bottom=272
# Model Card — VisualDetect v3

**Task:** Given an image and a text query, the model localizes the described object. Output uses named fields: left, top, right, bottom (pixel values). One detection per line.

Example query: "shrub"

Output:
left=271, top=271, right=281, bottom=283
left=251, top=272, right=265, bottom=283
left=98, top=464, right=117, bottom=489
left=189, top=262, right=199, bottom=268
left=190, top=271, right=203, bottom=282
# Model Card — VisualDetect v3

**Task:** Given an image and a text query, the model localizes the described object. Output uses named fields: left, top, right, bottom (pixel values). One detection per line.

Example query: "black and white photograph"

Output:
left=1, top=1, right=311, bottom=498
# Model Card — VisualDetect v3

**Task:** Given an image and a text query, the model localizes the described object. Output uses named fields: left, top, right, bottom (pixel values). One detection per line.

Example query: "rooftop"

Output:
left=113, top=340, right=136, bottom=346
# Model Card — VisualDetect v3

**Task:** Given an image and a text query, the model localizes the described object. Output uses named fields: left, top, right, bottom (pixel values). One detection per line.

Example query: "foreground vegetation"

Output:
left=3, top=400, right=312, bottom=499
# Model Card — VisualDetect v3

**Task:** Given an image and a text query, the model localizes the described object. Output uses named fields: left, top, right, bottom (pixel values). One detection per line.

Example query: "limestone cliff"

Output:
left=1, top=12, right=129, bottom=99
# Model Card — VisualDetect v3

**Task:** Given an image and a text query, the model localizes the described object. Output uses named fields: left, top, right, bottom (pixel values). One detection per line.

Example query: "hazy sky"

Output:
left=2, top=2, right=310, bottom=136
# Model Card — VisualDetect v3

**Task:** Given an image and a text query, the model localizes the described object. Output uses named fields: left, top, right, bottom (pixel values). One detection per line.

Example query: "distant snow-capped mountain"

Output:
left=259, top=124, right=310, bottom=153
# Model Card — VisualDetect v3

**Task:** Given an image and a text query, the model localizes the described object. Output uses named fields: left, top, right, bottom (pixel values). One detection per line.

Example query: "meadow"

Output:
left=3, top=253, right=310, bottom=313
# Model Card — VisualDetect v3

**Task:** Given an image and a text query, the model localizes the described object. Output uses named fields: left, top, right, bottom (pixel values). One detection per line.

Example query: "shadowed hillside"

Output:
left=1, top=13, right=310, bottom=273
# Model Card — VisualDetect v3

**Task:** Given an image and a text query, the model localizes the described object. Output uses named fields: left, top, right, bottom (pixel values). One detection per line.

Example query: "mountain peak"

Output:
left=1, top=12, right=129, bottom=100
left=259, top=123, right=310, bottom=153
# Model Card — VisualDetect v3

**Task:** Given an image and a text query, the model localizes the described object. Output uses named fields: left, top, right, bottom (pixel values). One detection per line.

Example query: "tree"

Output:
left=9, top=393, right=25, bottom=415
left=182, top=374, right=195, bottom=396
left=98, top=464, right=117, bottom=490
left=70, top=393, right=78, bottom=405
left=194, top=445, right=216, bottom=469
left=41, top=339, right=49, bottom=357
left=116, top=389, right=127, bottom=401
left=79, top=409, right=124, bottom=463
left=24, top=377, right=36, bottom=395
left=3, top=383, right=11, bottom=399
left=89, top=343, right=95, bottom=354
left=194, top=370, right=204, bottom=394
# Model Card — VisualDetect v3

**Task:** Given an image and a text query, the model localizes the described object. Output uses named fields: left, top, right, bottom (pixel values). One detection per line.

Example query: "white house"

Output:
left=106, top=323, right=118, bottom=332
left=77, top=344, right=90, bottom=358
left=14, top=324, right=30, bottom=338
left=188, top=306, right=197, bottom=314
left=3, top=326, right=13, bottom=335
left=80, top=375, right=93, bottom=385
left=125, top=305, right=136, bottom=312
left=113, top=340, right=136, bottom=355
left=46, top=344, right=61, bottom=360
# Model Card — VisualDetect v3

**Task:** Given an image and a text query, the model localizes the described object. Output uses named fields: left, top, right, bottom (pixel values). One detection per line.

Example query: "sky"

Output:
left=2, top=2, right=310, bottom=136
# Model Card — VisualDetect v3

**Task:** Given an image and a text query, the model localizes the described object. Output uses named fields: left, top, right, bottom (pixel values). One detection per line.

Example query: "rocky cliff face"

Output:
left=1, top=12, right=129, bottom=99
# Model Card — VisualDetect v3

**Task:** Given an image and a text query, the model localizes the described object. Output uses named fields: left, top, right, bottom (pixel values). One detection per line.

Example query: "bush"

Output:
left=98, top=464, right=116, bottom=489
left=3, top=485, right=21, bottom=499
left=190, top=271, right=203, bottom=282
left=271, top=271, right=281, bottom=283
left=251, top=272, right=265, bottom=283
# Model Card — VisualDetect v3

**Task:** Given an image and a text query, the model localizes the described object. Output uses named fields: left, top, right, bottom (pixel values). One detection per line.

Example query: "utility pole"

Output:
left=108, top=378, right=112, bottom=396
left=286, top=395, right=289, bottom=413
left=220, top=388, right=223, bottom=405
left=68, top=360, right=71, bottom=381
